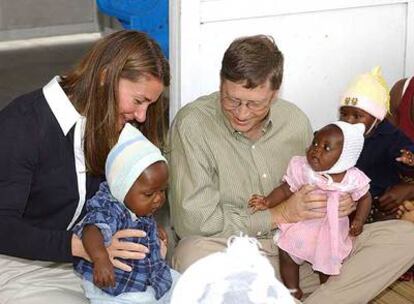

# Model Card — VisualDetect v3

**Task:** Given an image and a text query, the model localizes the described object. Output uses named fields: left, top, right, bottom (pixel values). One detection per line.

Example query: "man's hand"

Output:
left=269, top=185, right=327, bottom=228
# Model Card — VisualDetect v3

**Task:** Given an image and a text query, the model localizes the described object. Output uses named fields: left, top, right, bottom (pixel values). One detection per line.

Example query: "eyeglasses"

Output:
left=221, top=95, right=270, bottom=111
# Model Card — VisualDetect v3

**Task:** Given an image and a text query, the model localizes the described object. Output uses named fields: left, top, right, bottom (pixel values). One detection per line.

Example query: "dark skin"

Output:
left=388, top=78, right=414, bottom=127
left=387, top=79, right=414, bottom=218
left=82, top=162, right=169, bottom=289
left=82, top=225, right=116, bottom=288
left=340, top=106, right=414, bottom=216
left=249, top=125, right=372, bottom=299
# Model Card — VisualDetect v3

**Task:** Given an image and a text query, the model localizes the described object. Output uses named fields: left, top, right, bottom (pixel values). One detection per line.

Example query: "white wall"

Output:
left=0, top=0, right=99, bottom=41
left=170, top=0, right=414, bottom=130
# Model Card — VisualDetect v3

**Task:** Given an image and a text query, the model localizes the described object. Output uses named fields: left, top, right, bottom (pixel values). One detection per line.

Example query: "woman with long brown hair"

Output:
left=0, top=30, right=169, bottom=303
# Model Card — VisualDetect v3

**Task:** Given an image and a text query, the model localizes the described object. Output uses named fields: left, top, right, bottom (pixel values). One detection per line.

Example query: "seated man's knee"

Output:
left=397, top=220, right=414, bottom=249
left=366, top=220, right=414, bottom=257
left=172, top=236, right=226, bottom=273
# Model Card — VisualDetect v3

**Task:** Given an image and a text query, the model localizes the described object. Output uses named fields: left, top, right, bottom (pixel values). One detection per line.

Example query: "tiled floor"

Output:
left=371, top=280, right=414, bottom=304
left=0, top=33, right=100, bottom=109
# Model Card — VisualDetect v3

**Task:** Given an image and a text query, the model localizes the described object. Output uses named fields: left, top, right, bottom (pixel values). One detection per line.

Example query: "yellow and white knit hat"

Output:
left=339, top=66, right=390, bottom=120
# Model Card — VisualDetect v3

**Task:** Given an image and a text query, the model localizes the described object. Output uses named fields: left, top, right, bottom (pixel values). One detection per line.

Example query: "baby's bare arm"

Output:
left=265, top=182, right=294, bottom=208
left=249, top=183, right=293, bottom=213
left=82, top=225, right=115, bottom=288
left=350, top=192, right=372, bottom=236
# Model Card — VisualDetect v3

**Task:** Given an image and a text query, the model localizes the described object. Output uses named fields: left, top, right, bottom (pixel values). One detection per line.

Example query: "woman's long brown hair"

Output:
left=60, top=30, right=170, bottom=176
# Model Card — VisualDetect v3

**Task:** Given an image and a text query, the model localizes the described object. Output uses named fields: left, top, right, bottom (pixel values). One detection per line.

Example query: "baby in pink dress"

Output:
left=249, top=121, right=372, bottom=300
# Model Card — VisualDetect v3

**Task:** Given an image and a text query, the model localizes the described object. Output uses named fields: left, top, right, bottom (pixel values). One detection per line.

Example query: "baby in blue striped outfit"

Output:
left=73, top=123, right=179, bottom=304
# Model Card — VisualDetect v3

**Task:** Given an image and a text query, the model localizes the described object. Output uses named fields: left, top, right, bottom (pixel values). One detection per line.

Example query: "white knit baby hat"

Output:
left=105, top=123, right=167, bottom=202
left=171, top=235, right=295, bottom=304
left=323, top=121, right=365, bottom=174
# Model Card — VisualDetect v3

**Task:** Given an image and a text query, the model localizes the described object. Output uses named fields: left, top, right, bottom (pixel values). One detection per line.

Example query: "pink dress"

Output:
left=277, top=156, right=370, bottom=275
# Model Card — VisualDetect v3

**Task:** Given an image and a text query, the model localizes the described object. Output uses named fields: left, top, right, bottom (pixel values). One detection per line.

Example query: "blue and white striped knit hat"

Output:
left=105, top=123, right=167, bottom=203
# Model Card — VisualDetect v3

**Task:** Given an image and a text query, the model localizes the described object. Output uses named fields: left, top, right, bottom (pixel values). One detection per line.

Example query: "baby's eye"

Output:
left=324, top=145, right=331, bottom=152
left=134, top=99, right=144, bottom=105
left=144, top=192, right=154, bottom=197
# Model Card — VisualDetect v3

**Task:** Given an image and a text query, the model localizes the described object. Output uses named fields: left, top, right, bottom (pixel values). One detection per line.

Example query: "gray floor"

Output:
left=0, top=37, right=98, bottom=109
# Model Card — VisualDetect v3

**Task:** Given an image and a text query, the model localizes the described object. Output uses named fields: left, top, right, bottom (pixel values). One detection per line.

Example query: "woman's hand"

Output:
left=338, top=192, right=357, bottom=217
left=72, top=229, right=149, bottom=271
left=269, top=185, right=327, bottom=227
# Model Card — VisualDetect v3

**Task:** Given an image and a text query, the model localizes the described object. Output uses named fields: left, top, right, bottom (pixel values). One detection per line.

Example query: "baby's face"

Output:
left=339, top=106, right=376, bottom=135
left=306, top=125, right=343, bottom=172
left=124, top=161, right=168, bottom=217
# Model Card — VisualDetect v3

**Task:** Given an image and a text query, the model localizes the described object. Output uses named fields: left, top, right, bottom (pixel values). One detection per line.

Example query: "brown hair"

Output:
left=220, top=35, right=284, bottom=90
left=60, top=30, right=170, bottom=176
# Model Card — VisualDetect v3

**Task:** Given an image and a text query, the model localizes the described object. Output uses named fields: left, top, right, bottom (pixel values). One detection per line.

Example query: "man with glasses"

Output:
left=167, top=35, right=414, bottom=303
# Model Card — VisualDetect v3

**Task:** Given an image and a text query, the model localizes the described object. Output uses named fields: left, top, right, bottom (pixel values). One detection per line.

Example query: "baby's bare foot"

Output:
left=397, top=201, right=414, bottom=222
left=401, top=210, right=414, bottom=222
left=403, top=201, right=414, bottom=211
left=290, top=288, right=303, bottom=300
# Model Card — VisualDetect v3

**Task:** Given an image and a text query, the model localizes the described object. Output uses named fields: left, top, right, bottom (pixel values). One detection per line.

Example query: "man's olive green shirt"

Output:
left=167, top=92, right=313, bottom=239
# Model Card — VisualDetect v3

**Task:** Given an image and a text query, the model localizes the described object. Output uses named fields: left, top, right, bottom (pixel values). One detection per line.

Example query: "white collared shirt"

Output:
left=43, top=76, right=87, bottom=230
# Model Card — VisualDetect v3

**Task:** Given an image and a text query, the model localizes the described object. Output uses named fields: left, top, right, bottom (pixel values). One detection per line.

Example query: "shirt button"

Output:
left=262, top=173, right=267, bottom=178
left=252, top=145, right=255, bottom=149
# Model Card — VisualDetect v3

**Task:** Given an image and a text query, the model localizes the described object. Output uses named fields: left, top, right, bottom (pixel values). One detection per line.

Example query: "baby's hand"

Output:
left=160, top=239, right=167, bottom=259
left=396, top=149, right=414, bottom=166
left=248, top=194, right=270, bottom=213
left=349, top=219, right=364, bottom=236
left=93, top=257, right=115, bottom=288
left=157, top=224, right=168, bottom=259
left=157, top=224, right=168, bottom=246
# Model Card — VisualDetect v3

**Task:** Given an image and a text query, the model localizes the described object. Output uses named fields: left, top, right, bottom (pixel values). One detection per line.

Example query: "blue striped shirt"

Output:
left=73, top=182, right=172, bottom=299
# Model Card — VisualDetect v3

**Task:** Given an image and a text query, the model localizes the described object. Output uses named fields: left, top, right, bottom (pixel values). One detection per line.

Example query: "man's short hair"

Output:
left=220, top=35, right=284, bottom=90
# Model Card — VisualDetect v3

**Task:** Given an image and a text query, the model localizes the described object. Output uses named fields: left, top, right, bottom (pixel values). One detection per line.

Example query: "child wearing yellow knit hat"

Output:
left=338, top=66, right=414, bottom=223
